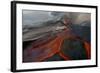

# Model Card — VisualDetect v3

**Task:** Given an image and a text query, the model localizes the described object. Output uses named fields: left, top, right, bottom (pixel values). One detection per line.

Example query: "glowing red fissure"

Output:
left=25, top=29, right=91, bottom=62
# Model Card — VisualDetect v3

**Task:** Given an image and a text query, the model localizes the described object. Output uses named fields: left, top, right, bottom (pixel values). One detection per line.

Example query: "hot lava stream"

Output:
left=23, top=28, right=90, bottom=62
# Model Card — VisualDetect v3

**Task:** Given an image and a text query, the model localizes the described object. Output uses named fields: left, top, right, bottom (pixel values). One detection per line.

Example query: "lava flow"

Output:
left=23, top=27, right=90, bottom=62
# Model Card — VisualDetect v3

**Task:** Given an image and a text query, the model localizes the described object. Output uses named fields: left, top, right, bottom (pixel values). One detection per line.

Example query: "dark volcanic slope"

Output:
left=71, top=24, right=91, bottom=42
